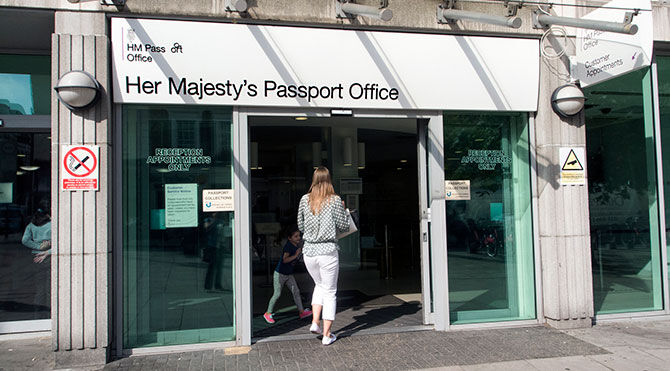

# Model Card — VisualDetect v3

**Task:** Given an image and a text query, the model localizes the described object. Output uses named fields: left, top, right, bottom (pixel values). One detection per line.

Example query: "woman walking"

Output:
left=298, top=166, right=349, bottom=346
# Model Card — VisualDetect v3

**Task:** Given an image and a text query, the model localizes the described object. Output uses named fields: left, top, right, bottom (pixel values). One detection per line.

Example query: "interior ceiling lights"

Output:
left=437, top=0, right=522, bottom=29
left=336, top=0, right=393, bottom=22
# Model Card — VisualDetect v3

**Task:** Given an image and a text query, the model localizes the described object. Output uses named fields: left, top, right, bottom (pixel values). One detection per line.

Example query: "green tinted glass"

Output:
left=444, top=113, right=536, bottom=324
left=586, top=68, right=663, bottom=314
left=658, top=56, right=670, bottom=305
left=123, top=105, right=235, bottom=348
left=0, top=55, right=50, bottom=115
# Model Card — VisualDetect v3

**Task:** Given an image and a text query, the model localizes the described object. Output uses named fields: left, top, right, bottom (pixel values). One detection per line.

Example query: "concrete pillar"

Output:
left=51, top=12, right=111, bottom=367
left=534, top=46, right=594, bottom=329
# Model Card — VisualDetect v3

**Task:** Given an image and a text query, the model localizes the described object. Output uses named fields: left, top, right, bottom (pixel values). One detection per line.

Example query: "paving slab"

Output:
left=526, top=355, right=611, bottom=371
left=0, top=334, right=52, bottom=371
left=97, top=326, right=607, bottom=371
left=16, top=320, right=670, bottom=370
left=586, top=346, right=669, bottom=371
left=640, top=347, right=670, bottom=362
left=458, top=360, right=536, bottom=370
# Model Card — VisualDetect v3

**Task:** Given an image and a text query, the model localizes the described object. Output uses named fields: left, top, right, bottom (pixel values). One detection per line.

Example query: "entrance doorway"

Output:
left=248, top=116, right=424, bottom=339
left=0, top=130, right=51, bottom=332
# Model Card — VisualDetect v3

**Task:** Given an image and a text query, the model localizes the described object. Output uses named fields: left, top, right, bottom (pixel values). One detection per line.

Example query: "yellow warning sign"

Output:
left=562, top=149, right=583, bottom=171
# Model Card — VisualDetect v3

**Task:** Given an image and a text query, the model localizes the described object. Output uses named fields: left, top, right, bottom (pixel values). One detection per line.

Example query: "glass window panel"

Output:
left=0, top=133, right=52, bottom=322
left=444, top=113, right=536, bottom=324
left=123, top=105, right=235, bottom=348
left=586, top=67, right=663, bottom=314
left=0, top=55, right=50, bottom=115
left=658, top=56, right=670, bottom=300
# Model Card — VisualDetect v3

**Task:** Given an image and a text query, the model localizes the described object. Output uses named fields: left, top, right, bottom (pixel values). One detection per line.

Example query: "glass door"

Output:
left=0, top=128, right=52, bottom=333
left=122, top=105, right=236, bottom=348
left=443, top=112, right=536, bottom=324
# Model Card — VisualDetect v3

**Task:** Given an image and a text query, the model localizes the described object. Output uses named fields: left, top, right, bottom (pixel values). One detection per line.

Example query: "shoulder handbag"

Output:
left=336, top=208, right=359, bottom=240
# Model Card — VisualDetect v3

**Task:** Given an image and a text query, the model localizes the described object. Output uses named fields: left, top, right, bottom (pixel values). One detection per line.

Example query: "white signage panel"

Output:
left=445, top=180, right=471, bottom=201
left=575, top=0, right=653, bottom=87
left=203, top=189, right=234, bottom=212
left=61, top=145, right=100, bottom=191
left=112, top=18, right=539, bottom=111
left=559, top=147, right=586, bottom=186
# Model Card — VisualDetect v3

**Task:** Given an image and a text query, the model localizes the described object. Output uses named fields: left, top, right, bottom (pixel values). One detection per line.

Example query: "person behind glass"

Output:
left=203, top=212, right=231, bottom=292
left=263, top=226, right=313, bottom=324
left=298, top=166, right=349, bottom=346
left=22, top=200, right=52, bottom=312
left=22, top=200, right=51, bottom=263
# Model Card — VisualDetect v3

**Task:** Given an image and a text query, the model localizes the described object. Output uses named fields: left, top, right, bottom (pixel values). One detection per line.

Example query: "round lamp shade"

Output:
left=54, top=70, right=101, bottom=110
left=551, top=84, right=585, bottom=117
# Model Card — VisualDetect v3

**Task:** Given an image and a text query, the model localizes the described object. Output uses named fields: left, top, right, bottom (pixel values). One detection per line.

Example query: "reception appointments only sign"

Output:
left=111, top=18, right=539, bottom=111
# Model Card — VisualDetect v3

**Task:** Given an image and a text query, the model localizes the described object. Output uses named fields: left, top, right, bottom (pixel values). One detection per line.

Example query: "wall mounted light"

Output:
left=312, top=142, right=322, bottom=169
left=357, top=142, right=366, bottom=169
left=54, top=70, right=102, bottom=111
left=533, top=8, right=638, bottom=35
left=551, top=84, right=586, bottom=118
left=336, top=0, right=393, bottom=22
left=225, top=0, right=247, bottom=12
left=250, top=142, right=259, bottom=170
left=437, top=1, right=522, bottom=29
left=343, top=137, right=353, bottom=167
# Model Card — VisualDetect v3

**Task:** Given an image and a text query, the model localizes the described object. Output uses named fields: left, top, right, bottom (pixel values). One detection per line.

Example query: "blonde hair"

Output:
left=308, top=166, right=335, bottom=215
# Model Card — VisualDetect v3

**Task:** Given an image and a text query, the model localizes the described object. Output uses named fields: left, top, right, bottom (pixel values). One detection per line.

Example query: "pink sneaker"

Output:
left=263, top=312, right=275, bottom=324
left=299, top=309, right=313, bottom=319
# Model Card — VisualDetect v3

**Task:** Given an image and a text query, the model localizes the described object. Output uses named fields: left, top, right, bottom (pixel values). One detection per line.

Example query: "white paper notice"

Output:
left=165, top=183, right=198, bottom=228
left=203, top=189, right=234, bottom=212
left=445, top=180, right=470, bottom=201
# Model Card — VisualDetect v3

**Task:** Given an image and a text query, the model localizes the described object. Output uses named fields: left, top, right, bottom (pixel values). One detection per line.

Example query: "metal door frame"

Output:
left=0, top=114, right=52, bottom=334
left=235, top=107, right=446, bottom=345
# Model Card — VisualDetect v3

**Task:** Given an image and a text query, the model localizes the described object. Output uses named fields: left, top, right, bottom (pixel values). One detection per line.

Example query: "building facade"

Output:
left=0, top=0, right=669, bottom=368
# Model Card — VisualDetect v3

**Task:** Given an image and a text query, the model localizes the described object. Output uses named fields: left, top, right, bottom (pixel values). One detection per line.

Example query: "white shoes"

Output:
left=322, top=333, right=337, bottom=346
left=309, top=322, right=322, bottom=335
left=310, top=322, right=336, bottom=345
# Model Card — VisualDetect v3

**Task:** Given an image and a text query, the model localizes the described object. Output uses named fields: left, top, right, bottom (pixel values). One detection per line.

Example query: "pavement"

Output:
left=2, top=318, right=670, bottom=370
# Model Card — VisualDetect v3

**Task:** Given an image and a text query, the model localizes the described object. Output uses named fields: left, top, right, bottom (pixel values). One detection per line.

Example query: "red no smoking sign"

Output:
left=61, top=145, right=100, bottom=191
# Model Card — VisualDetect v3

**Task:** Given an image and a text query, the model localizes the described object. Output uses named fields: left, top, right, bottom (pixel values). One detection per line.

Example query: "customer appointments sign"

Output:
left=111, top=18, right=539, bottom=111
left=574, top=0, right=652, bottom=87
left=61, top=145, right=99, bottom=191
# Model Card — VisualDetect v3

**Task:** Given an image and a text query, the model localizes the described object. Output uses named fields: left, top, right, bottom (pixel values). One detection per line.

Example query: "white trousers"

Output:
left=303, top=251, right=339, bottom=321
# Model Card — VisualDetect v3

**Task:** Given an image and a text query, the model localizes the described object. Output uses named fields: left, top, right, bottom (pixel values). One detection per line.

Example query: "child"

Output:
left=263, top=227, right=312, bottom=324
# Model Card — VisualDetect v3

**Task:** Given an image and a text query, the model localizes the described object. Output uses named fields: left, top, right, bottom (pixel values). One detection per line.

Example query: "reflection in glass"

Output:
left=123, top=105, right=235, bottom=347
left=657, top=56, right=670, bottom=304
left=444, top=113, right=535, bottom=324
left=0, top=55, right=50, bottom=115
left=0, top=133, right=52, bottom=322
left=586, top=68, right=663, bottom=314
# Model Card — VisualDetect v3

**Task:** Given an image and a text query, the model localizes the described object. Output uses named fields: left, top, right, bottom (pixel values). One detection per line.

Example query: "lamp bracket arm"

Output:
left=440, top=0, right=456, bottom=10
left=504, top=1, right=524, bottom=17
left=623, top=10, right=638, bottom=25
